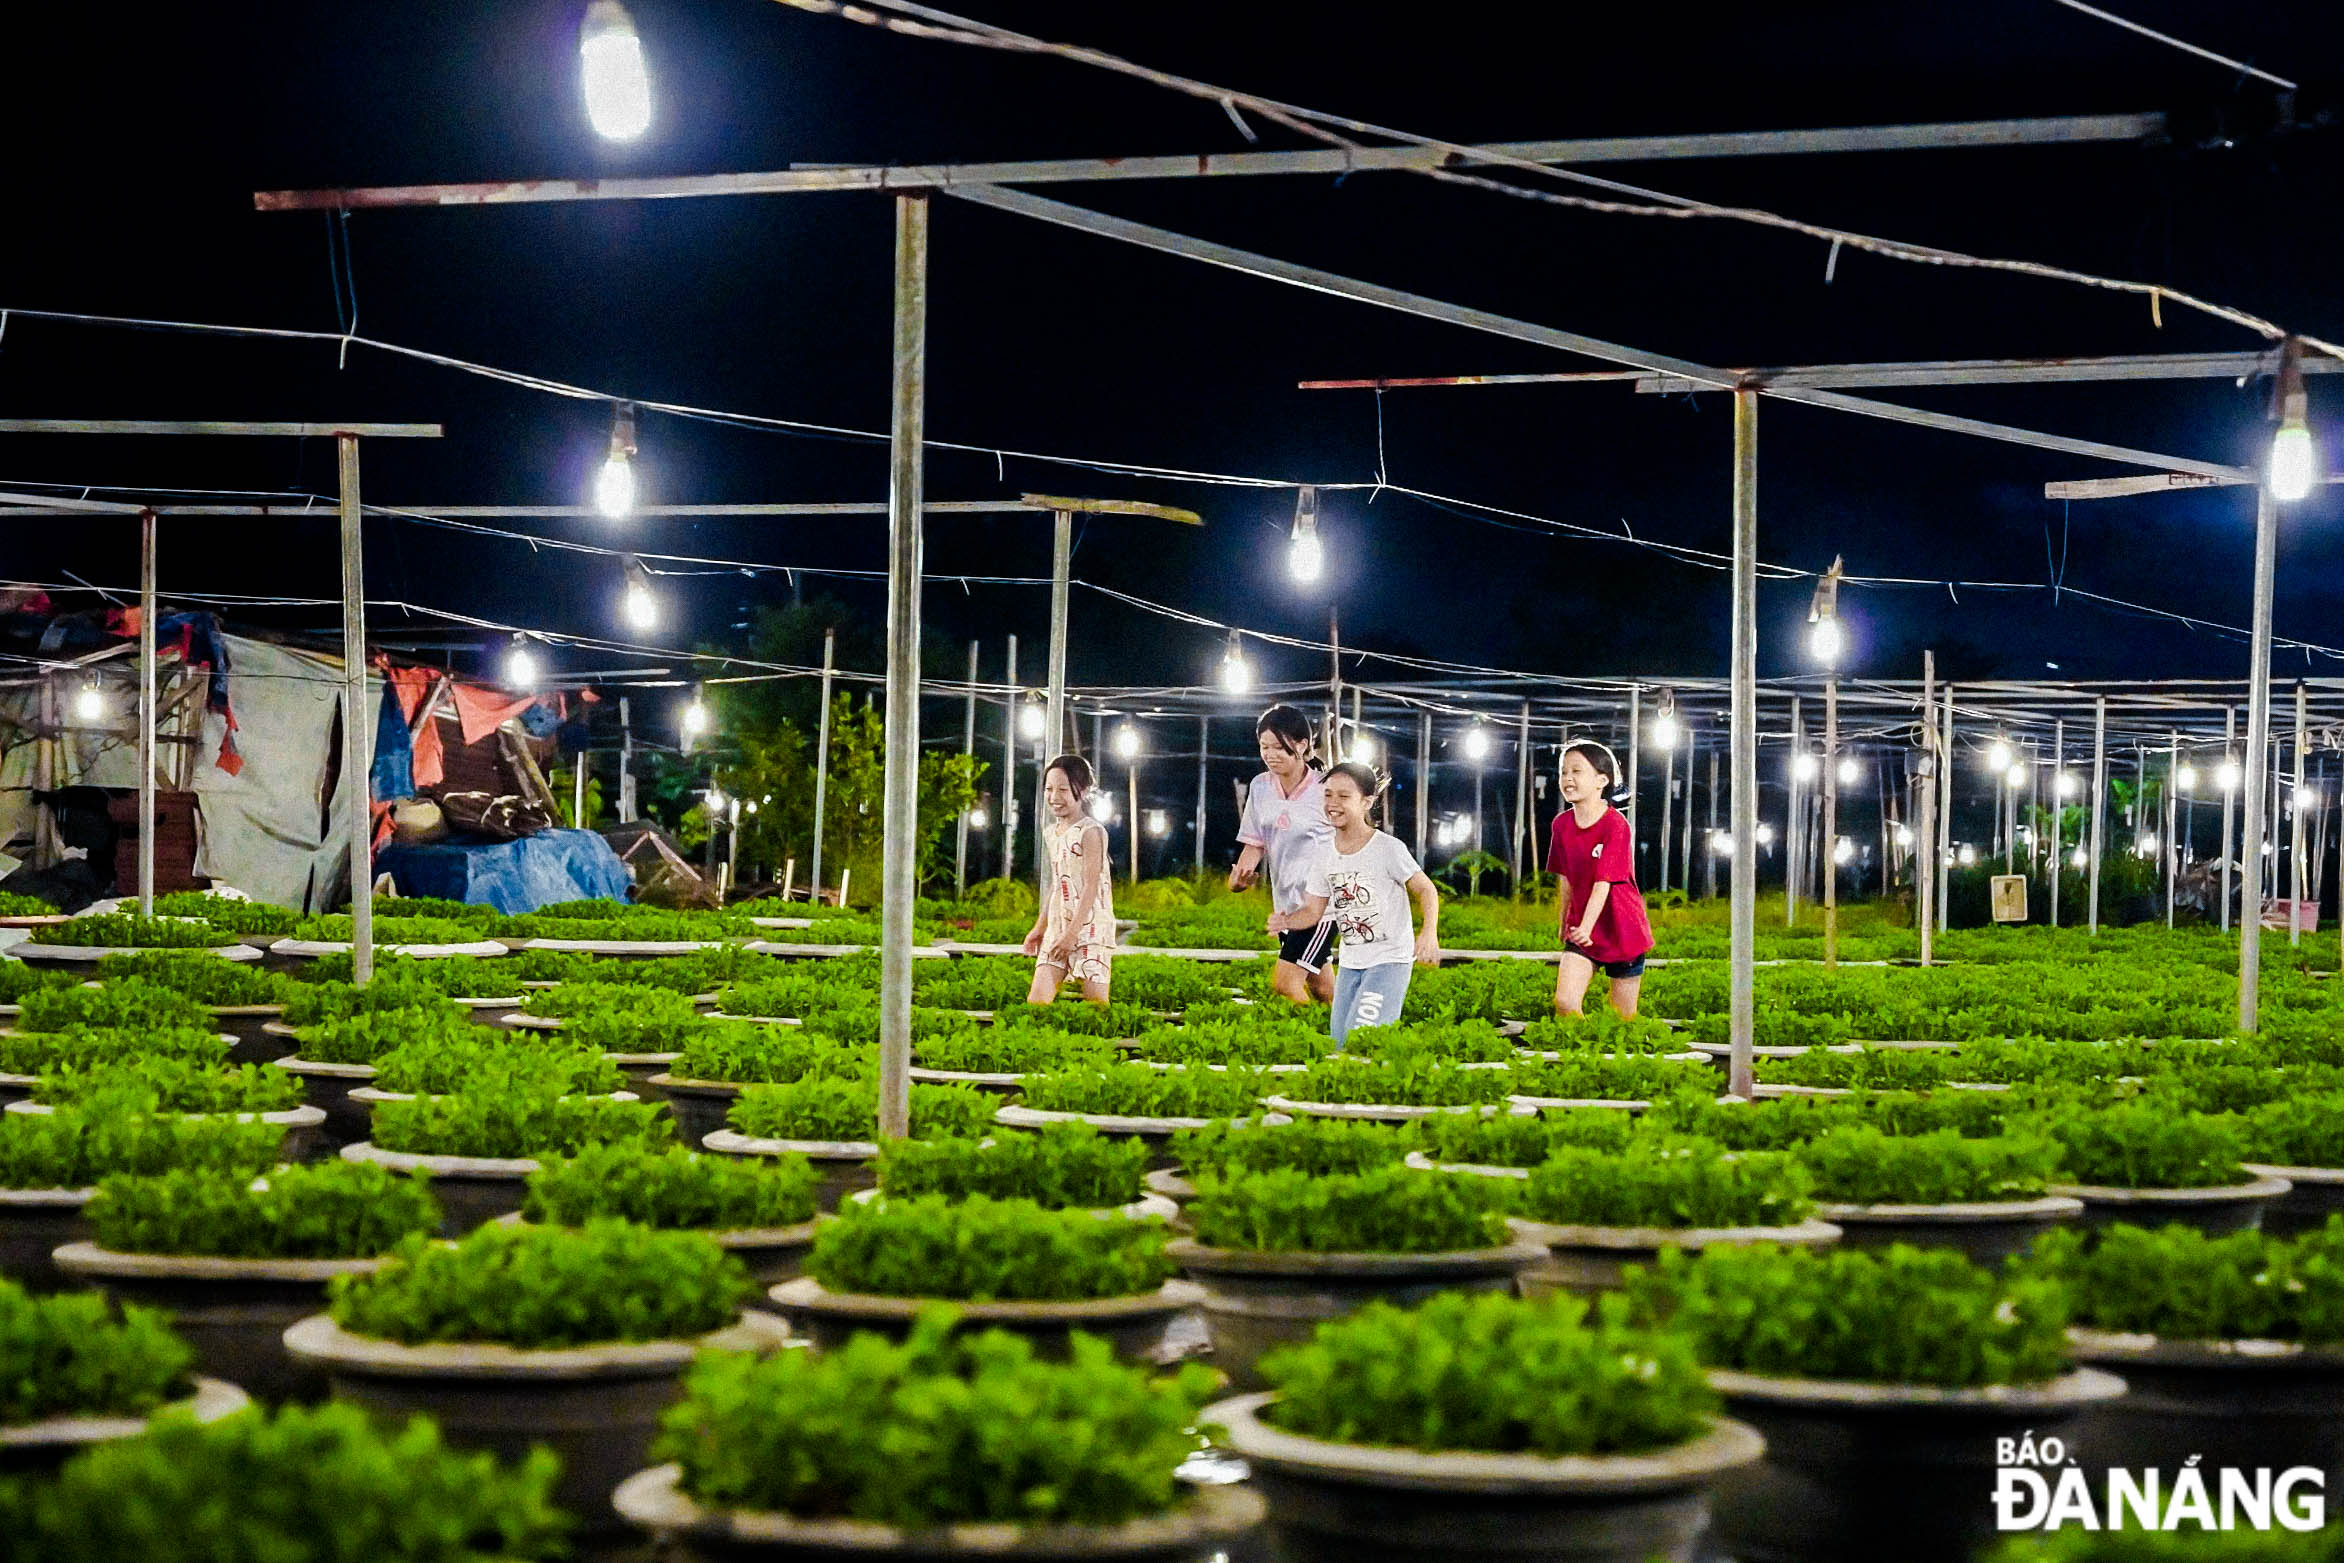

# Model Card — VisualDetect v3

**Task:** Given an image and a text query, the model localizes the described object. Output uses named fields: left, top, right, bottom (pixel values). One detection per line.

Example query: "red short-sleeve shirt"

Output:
left=1545, top=806, right=1654, bottom=966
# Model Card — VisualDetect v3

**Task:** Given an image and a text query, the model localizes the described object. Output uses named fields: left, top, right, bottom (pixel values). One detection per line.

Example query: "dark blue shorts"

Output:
left=1567, top=950, right=1646, bottom=979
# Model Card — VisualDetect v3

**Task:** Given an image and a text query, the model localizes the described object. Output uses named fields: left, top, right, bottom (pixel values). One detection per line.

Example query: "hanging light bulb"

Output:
left=2054, top=772, right=2079, bottom=798
left=1114, top=724, right=1142, bottom=761
left=1958, top=844, right=1978, bottom=867
left=1086, top=791, right=1114, bottom=822
left=1753, top=823, right=1776, bottom=847
left=2138, top=832, right=2160, bottom=856
left=1018, top=698, right=1047, bottom=740
left=1650, top=705, right=1681, bottom=750
left=73, top=681, right=104, bottom=722
left=594, top=403, right=639, bottom=519
left=2006, top=762, right=2028, bottom=789
left=1218, top=633, right=1253, bottom=694
left=1833, top=836, right=1855, bottom=866
left=744, top=800, right=757, bottom=816
left=2176, top=763, right=2198, bottom=793
left=1808, top=615, right=1845, bottom=668
left=1985, top=739, right=2012, bottom=773
left=2069, top=846, right=2089, bottom=869
left=621, top=561, right=658, bottom=632
left=503, top=637, right=539, bottom=691
left=1710, top=831, right=1735, bottom=856
left=2298, top=785, right=2322, bottom=812
left=1791, top=752, right=1818, bottom=783
left=1287, top=486, right=1323, bottom=584
left=1462, top=723, right=1492, bottom=761
left=2268, top=339, right=2320, bottom=504
left=705, top=787, right=726, bottom=814
left=580, top=0, right=653, bottom=141
left=1146, top=809, right=1169, bottom=837
left=1350, top=731, right=1378, bottom=766
left=1894, top=823, right=1915, bottom=848
left=967, top=804, right=989, bottom=830
left=1836, top=756, right=1860, bottom=787
left=2216, top=758, right=2241, bottom=794
left=681, top=692, right=709, bottom=740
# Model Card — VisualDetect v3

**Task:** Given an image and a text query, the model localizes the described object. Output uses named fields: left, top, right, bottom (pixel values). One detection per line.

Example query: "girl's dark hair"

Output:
left=1563, top=740, right=1624, bottom=796
left=1255, top=705, right=1319, bottom=766
left=1324, top=760, right=1382, bottom=799
left=1045, top=754, right=1094, bottom=797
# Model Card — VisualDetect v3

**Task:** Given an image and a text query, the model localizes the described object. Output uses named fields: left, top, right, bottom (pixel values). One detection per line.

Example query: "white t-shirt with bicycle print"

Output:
left=1302, top=830, right=1422, bottom=970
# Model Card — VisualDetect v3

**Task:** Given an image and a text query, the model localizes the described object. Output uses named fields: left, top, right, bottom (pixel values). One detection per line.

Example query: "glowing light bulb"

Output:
left=967, top=805, right=988, bottom=829
left=1791, top=752, right=1818, bottom=783
left=1462, top=725, right=1491, bottom=762
left=2138, top=832, right=2160, bottom=856
left=1219, top=637, right=1253, bottom=694
left=1833, top=836, right=1855, bottom=866
left=1651, top=711, right=1681, bottom=750
left=1350, top=732, right=1378, bottom=766
left=1985, top=740, right=2012, bottom=773
left=1086, top=792, right=1113, bottom=822
left=1710, top=831, right=1734, bottom=856
left=744, top=800, right=757, bottom=815
left=1958, top=844, right=1978, bottom=867
left=705, top=788, right=726, bottom=814
left=1894, top=824, right=1915, bottom=848
left=1836, top=757, right=1860, bottom=787
left=622, top=576, right=658, bottom=631
left=2055, top=772, right=2078, bottom=799
left=1019, top=700, right=1046, bottom=740
left=2070, top=846, right=2089, bottom=869
left=681, top=697, right=709, bottom=738
left=504, top=640, right=539, bottom=691
left=2298, top=786, right=2322, bottom=812
left=1808, top=615, right=1845, bottom=667
left=2217, top=759, right=2241, bottom=794
left=580, top=0, right=653, bottom=141
left=1114, top=724, right=1141, bottom=761
left=2270, top=420, right=2318, bottom=504
left=1146, top=809, right=1169, bottom=837
left=73, top=682, right=104, bottom=721
left=1287, top=486, right=1323, bottom=584
left=594, top=449, right=635, bottom=518
left=1753, top=823, right=1776, bottom=847
left=2176, top=764, right=2198, bottom=793
left=2006, top=762, right=2028, bottom=788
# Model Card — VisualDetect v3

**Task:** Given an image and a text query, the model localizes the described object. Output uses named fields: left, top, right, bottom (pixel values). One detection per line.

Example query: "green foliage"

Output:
left=0, top=889, right=57, bottom=914
left=1755, top=1047, right=1972, bottom=1092
left=299, top=951, right=529, bottom=996
left=1282, top=1052, right=1514, bottom=1108
left=1262, top=1290, right=1716, bottom=1456
left=2017, top=1219, right=2344, bottom=1345
left=1518, top=1012, right=1685, bottom=1055
left=292, top=1003, right=477, bottom=1065
left=89, top=1162, right=439, bottom=1259
left=502, top=909, right=748, bottom=941
left=1016, top=1063, right=1268, bottom=1119
left=523, top=1143, right=819, bottom=1230
left=0, top=1402, right=568, bottom=1562
left=1101, top=955, right=1228, bottom=1010
left=1405, top=1107, right=1638, bottom=1167
left=330, top=1220, right=750, bottom=1346
left=1623, top=1242, right=2071, bottom=1388
left=371, top=1033, right=623, bottom=1097
left=1512, top=1053, right=1717, bottom=1102
left=716, top=970, right=873, bottom=1020
left=809, top=1194, right=1174, bottom=1301
left=1792, top=1127, right=2060, bottom=1204
left=0, top=1023, right=229, bottom=1076
left=20, top=976, right=211, bottom=1034
left=151, top=892, right=301, bottom=936
left=877, top=1122, right=1149, bottom=1208
left=992, top=1002, right=1157, bottom=1039
left=490, top=947, right=596, bottom=985
left=293, top=914, right=492, bottom=946
left=368, top=1086, right=672, bottom=1159
left=33, top=1056, right=306, bottom=1114
left=1346, top=1019, right=1514, bottom=1063
left=1987, top=1533, right=2344, bottom=1563
left=0, top=1279, right=192, bottom=1425
left=2031, top=1098, right=2250, bottom=1189
left=0, top=1108, right=281, bottom=1190
left=914, top=1028, right=1114, bottom=1075
left=93, top=951, right=295, bottom=1006
left=366, top=896, right=505, bottom=925
left=1519, top=1141, right=1814, bottom=1229
left=0, top=961, right=76, bottom=1004
left=656, top=1310, right=1216, bottom=1525
left=1135, top=1015, right=1331, bottom=1066
left=280, top=975, right=465, bottom=1028
left=1170, top=1116, right=1411, bottom=1179
left=675, top=1022, right=876, bottom=1084
left=728, top=1077, right=996, bottom=1142
left=1188, top=1164, right=1514, bottom=1253
left=52, top=913, right=238, bottom=949
left=525, top=978, right=701, bottom=1022
left=2239, top=1091, right=2344, bottom=1168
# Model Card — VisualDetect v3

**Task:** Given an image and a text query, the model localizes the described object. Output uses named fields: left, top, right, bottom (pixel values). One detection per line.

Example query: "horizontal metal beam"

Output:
left=0, top=500, right=1041, bottom=519
left=0, top=421, right=443, bottom=438
left=946, top=184, right=2250, bottom=480
left=2046, top=471, right=2344, bottom=500
left=1306, top=351, right=2342, bottom=394
left=253, top=113, right=2166, bottom=212
left=1020, top=494, right=1202, bottom=524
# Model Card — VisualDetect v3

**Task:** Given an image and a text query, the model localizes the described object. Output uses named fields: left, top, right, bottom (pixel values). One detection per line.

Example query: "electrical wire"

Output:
left=2048, top=0, right=2297, bottom=91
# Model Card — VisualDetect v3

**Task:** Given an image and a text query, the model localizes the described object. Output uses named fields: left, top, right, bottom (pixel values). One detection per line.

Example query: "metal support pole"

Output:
left=1001, top=635, right=1018, bottom=881
left=1822, top=676, right=1837, bottom=965
left=2166, top=731, right=2180, bottom=928
left=2050, top=719, right=2064, bottom=929
left=1682, top=738, right=1696, bottom=894
left=812, top=629, right=835, bottom=898
left=956, top=640, right=977, bottom=898
left=1513, top=702, right=1532, bottom=890
left=876, top=193, right=928, bottom=1139
left=1626, top=685, right=1642, bottom=862
left=137, top=508, right=157, bottom=916
left=2294, top=682, right=2310, bottom=943
left=1706, top=746, right=1720, bottom=900
left=1194, top=717, right=1209, bottom=877
left=336, top=435, right=373, bottom=982
left=1415, top=710, right=1431, bottom=861
left=1918, top=653, right=1937, bottom=963
left=2239, top=485, right=2278, bottom=1034
left=1937, top=688, right=1954, bottom=933
left=1128, top=747, right=1140, bottom=887
left=572, top=753, right=587, bottom=829
left=1728, top=391, right=1758, bottom=1100
left=2222, top=706, right=2238, bottom=934
left=1658, top=739, right=1675, bottom=896
left=1786, top=695, right=1803, bottom=925
left=2088, top=700, right=2106, bottom=932
left=1327, top=609, right=1342, bottom=756
left=618, top=697, right=634, bottom=822
left=1046, top=512, right=1071, bottom=753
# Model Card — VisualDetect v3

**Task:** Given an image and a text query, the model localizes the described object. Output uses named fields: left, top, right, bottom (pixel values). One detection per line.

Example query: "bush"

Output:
left=1407, top=1107, right=1638, bottom=1167
left=330, top=1220, right=750, bottom=1346
left=1171, top=1116, right=1410, bottom=1179
left=19, top=977, right=210, bottom=1035
left=518, top=979, right=701, bottom=1022
left=1520, top=1142, right=1813, bottom=1229
left=1511, top=1053, right=1718, bottom=1102
left=291, top=1003, right=479, bottom=1065
left=1346, top=1020, right=1515, bottom=1064
left=715, top=972, right=871, bottom=1020
left=1755, top=1047, right=1967, bottom=1092
left=369, top=1087, right=672, bottom=1159
left=292, top=914, right=491, bottom=947
left=0, top=1108, right=281, bottom=1190
left=51, top=913, right=237, bottom=949
left=675, top=1023, right=875, bottom=1084
left=655, top=1310, right=1216, bottom=1526
left=2032, top=1099, right=2250, bottom=1189
left=877, top=1122, right=1148, bottom=1208
left=1103, top=955, right=1227, bottom=1010
left=1792, top=1127, right=2060, bottom=1205
left=150, top=892, right=302, bottom=936
left=1134, top=1016, right=1330, bottom=1067
left=0, top=1279, right=192, bottom=1425
left=1262, top=1290, right=1715, bottom=1456
left=371, top=1034, right=623, bottom=1097
left=1281, top=1053, right=1513, bottom=1108
left=993, top=1002, right=1158, bottom=1039
left=809, top=1194, right=1174, bottom=1302
left=1189, top=1164, right=1513, bottom=1253
left=1519, top=1013, right=1684, bottom=1055
left=0, top=1401, right=567, bottom=1561
left=524, top=1143, right=819, bottom=1230
left=1017, top=1063, right=1268, bottom=1119
left=2239, top=1091, right=2344, bottom=1169
left=302, top=952, right=528, bottom=997
left=1623, top=1242, right=2071, bottom=1388
left=0, top=962, right=76, bottom=1004
left=0, top=888, right=57, bottom=915
left=728, top=1077, right=996, bottom=1142
left=33, top=1057, right=306, bottom=1115
left=2017, top=1220, right=2344, bottom=1346
left=89, top=1162, right=439, bottom=1259
left=0, top=1024, right=229, bottom=1077
left=93, top=951, right=294, bottom=1006
left=1985, top=1523, right=2344, bottom=1562
left=914, top=1029, right=1115, bottom=1075
left=280, top=976, right=464, bottom=1028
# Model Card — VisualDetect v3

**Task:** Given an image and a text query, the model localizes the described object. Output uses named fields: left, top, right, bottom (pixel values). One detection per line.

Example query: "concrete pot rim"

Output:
left=2243, top=1162, right=2344, bottom=1186
left=502, top=1014, right=567, bottom=1032
left=768, top=1276, right=1207, bottom=1323
left=1812, top=1195, right=2084, bottom=1223
left=910, top=1065, right=1028, bottom=1088
left=270, top=1054, right=378, bottom=1079
left=1505, top=1093, right=1652, bottom=1112
left=1402, top=1151, right=1531, bottom=1180
left=1262, top=1095, right=1514, bottom=1122
left=1163, top=1236, right=1550, bottom=1278
left=0, top=1186, right=95, bottom=1207
left=270, top=940, right=512, bottom=959
left=612, top=1462, right=1264, bottom=1554
left=346, top=1087, right=637, bottom=1107
left=52, top=1241, right=392, bottom=1283
left=1509, top=1216, right=1842, bottom=1252
left=704, top=1012, right=804, bottom=1026
left=10, top=942, right=261, bottom=962
left=605, top=1051, right=684, bottom=1067
left=2066, top=1326, right=2344, bottom=1369
left=206, top=1004, right=286, bottom=1018
left=2049, top=1176, right=2292, bottom=1204
left=499, top=1211, right=822, bottom=1250
left=1707, top=1364, right=2127, bottom=1411
left=1141, top=1168, right=1196, bottom=1201
left=341, top=1139, right=539, bottom=1178
left=704, top=1129, right=880, bottom=1160
left=994, top=1104, right=1217, bottom=1135
left=848, top=1189, right=1179, bottom=1223
left=519, top=938, right=736, bottom=954
left=647, top=1074, right=745, bottom=1097
left=6, top=1101, right=326, bottom=1130
left=453, top=996, right=526, bottom=1009
left=0, top=1376, right=249, bottom=1450
left=1206, top=1391, right=1766, bottom=1496
left=281, top=1308, right=790, bottom=1380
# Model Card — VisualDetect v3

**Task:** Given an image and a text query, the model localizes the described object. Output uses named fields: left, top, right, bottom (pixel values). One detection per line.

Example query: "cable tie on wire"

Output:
left=1219, top=97, right=1259, bottom=144
left=2150, top=289, right=2164, bottom=330
left=1824, top=237, right=1842, bottom=285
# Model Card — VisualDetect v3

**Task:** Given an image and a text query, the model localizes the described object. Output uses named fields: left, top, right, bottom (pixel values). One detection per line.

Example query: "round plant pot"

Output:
left=1509, top=1217, right=1843, bottom=1297
left=269, top=1055, right=377, bottom=1146
left=992, top=1104, right=1221, bottom=1166
left=5, top=1099, right=326, bottom=1165
left=214, top=1005, right=291, bottom=1065
left=649, top=1075, right=743, bottom=1150
left=2065, top=1328, right=2344, bottom=1498
left=2050, top=1175, right=2291, bottom=1238
left=283, top=1309, right=790, bottom=1535
left=1811, top=1196, right=2084, bottom=1267
left=1207, top=1390, right=1764, bottom=1563
left=702, top=1130, right=879, bottom=1209
left=0, top=1187, right=93, bottom=1291
left=1402, top=1150, right=1530, bottom=1181
left=453, top=995, right=526, bottom=1027
left=607, top=1052, right=684, bottom=1104
left=766, top=1276, right=1207, bottom=1362
left=908, top=1065, right=1026, bottom=1093
left=499, top=1211, right=822, bottom=1286
left=1143, top=1168, right=1198, bottom=1205
left=2242, top=1162, right=2344, bottom=1237
left=340, top=1140, right=535, bottom=1235
left=1703, top=1366, right=2127, bottom=1563
left=9, top=941, right=262, bottom=967
left=50, top=1242, right=390, bottom=1403
left=0, top=1069, right=31, bottom=1107
left=1163, top=1235, right=1550, bottom=1390
left=0, top=1375, right=251, bottom=1476
left=612, top=1460, right=1264, bottom=1561
left=1261, top=1095, right=1521, bottom=1125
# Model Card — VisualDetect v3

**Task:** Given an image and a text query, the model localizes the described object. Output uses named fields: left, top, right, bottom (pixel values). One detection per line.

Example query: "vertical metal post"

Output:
left=1728, top=390, right=1758, bottom=1100
left=1658, top=740, right=1675, bottom=895
left=1046, top=512, right=1071, bottom=753
left=1682, top=737, right=1696, bottom=893
left=572, top=752, right=587, bottom=828
left=2166, top=731, right=2180, bottom=928
left=2239, top=485, right=2278, bottom=1034
left=2087, top=700, right=2106, bottom=932
left=1001, top=635, right=1018, bottom=881
left=1415, top=710, right=1431, bottom=861
left=1822, top=676, right=1838, bottom=965
left=1918, top=653, right=1936, bottom=963
left=1512, top=701, right=1531, bottom=890
left=876, top=193, right=928, bottom=1139
left=1327, top=609, right=1342, bottom=755
left=811, top=629, right=835, bottom=898
left=956, top=640, right=977, bottom=898
left=2050, top=719, right=2064, bottom=928
left=137, top=508, right=157, bottom=916
left=1626, top=685, right=1642, bottom=861
left=336, top=435, right=373, bottom=982
left=2293, top=682, right=2310, bottom=943
left=2222, top=706, right=2238, bottom=933
left=1786, top=695, right=1803, bottom=925
left=1705, top=745, right=1720, bottom=900
left=1127, top=743, right=1140, bottom=887
left=618, top=697, right=634, bottom=821
left=1937, top=688, right=1954, bottom=933
left=1194, top=717, right=1209, bottom=877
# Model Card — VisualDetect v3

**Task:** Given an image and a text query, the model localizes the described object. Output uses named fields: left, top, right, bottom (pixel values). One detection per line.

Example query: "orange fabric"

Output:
left=450, top=683, right=538, bottom=746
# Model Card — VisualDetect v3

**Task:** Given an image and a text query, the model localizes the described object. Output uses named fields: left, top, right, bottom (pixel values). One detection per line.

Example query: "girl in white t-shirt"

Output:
left=1279, top=762, right=1442, bottom=1045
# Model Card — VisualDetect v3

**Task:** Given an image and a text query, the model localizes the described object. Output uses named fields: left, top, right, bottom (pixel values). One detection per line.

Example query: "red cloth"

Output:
left=449, top=682, right=538, bottom=746
left=1545, top=806, right=1654, bottom=965
left=383, top=665, right=447, bottom=789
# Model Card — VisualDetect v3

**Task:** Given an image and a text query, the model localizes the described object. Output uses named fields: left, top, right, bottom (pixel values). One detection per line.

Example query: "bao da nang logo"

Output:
left=1994, top=1433, right=2326, bottom=1532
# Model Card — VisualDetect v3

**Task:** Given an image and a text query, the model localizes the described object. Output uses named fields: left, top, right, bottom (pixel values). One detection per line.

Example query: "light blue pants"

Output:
left=1331, top=962, right=1414, bottom=1047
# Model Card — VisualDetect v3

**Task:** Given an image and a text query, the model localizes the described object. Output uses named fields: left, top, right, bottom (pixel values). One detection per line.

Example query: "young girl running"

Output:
left=1278, top=762, right=1441, bottom=1045
left=1548, top=739, right=1654, bottom=1020
left=1021, top=755, right=1116, bottom=1004
left=1232, top=705, right=1336, bottom=1004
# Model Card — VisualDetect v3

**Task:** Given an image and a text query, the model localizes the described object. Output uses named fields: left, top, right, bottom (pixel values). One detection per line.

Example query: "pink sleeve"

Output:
left=1601, top=811, right=1637, bottom=883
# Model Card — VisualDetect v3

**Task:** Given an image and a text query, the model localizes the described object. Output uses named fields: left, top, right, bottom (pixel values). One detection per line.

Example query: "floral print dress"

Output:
left=1041, top=816, right=1117, bottom=984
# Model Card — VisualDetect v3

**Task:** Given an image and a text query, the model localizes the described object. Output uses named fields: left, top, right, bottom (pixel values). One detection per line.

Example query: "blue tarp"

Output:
left=373, top=828, right=631, bottom=915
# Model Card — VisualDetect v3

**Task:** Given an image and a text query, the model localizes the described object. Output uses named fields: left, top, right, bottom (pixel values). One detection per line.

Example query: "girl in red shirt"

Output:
left=1547, top=740, right=1655, bottom=1019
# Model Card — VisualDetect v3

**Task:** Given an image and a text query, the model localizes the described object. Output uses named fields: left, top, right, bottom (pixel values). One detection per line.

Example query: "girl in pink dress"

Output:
left=1020, top=754, right=1117, bottom=1004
